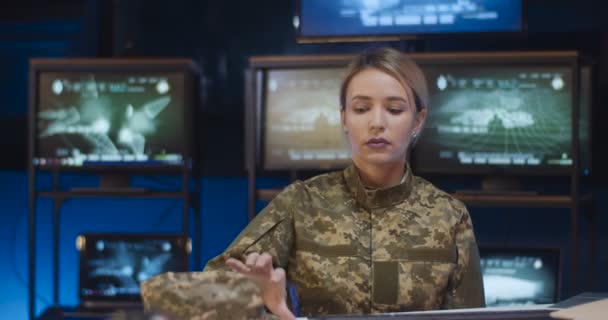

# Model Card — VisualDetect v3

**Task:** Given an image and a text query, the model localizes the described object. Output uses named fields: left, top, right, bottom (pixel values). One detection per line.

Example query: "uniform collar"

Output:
left=343, top=162, right=413, bottom=210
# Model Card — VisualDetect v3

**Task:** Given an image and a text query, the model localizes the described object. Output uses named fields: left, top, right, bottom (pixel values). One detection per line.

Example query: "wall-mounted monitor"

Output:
left=479, top=246, right=561, bottom=307
left=246, top=55, right=353, bottom=171
left=77, top=233, right=190, bottom=304
left=296, top=0, right=524, bottom=42
left=263, top=67, right=350, bottom=170
left=29, top=59, right=198, bottom=172
left=411, top=52, right=589, bottom=178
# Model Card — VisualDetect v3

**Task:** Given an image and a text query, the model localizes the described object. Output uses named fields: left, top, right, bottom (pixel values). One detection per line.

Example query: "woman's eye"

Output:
left=353, top=106, right=368, bottom=113
left=388, top=107, right=404, bottom=114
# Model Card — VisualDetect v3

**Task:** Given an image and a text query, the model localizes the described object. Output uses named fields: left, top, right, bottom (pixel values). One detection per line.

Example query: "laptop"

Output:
left=76, top=233, right=191, bottom=312
left=479, top=245, right=562, bottom=307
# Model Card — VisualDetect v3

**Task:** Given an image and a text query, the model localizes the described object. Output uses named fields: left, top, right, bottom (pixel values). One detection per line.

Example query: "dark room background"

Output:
left=0, top=0, right=607, bottom=319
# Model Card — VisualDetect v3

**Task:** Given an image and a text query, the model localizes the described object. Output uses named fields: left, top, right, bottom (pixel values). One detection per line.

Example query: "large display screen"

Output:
left=263, top=68, right=351, bottom=170
left=298, top=0, right=523, bottom=39
left=34, top=72, right=186, bottom=168
left=79, top=235, right=189, bottom=300
left=412, top=64, right=578, bottom=174
left=480, top=247, right=560, bottom=306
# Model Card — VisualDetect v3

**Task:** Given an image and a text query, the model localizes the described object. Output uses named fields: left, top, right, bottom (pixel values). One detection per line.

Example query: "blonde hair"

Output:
left=339, top=47, right=429, bottom=113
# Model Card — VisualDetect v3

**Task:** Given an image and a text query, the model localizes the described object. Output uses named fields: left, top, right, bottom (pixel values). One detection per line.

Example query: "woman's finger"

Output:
left=271, top=267, right=286, bottom=284
left=245, top=252, right=260, bottom=267
left=256, top=253, right=273, bottom=270
left=225, top=257, right=251, bottom=274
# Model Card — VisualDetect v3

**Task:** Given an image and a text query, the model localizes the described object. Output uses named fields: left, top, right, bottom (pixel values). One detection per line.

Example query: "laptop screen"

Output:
left=479, top=246, right=561, bottom=307
left=78, top=234, right=190, bottom=302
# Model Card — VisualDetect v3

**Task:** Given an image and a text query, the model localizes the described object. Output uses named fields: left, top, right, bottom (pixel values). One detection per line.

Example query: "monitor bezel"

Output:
left=294, top=0, right=528, bottom=43
left=28, top=58, right=199, bottom=173
left=478, top=244, right=563, bottom=305
left=578, top=63, right=593, bottom=177
left=77, top=233, right=191, bottom=302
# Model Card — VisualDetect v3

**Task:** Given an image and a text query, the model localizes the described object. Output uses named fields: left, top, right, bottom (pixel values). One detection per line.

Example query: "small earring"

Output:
left=411, top=132, right=418, bottom=139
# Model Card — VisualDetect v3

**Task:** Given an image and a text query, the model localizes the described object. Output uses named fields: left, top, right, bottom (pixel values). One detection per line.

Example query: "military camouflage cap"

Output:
left=140, top=270, right=277, bottom=320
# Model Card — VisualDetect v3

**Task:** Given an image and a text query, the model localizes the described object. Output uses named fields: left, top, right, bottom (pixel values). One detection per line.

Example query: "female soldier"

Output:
left=204, top=47, right=485, bottom=319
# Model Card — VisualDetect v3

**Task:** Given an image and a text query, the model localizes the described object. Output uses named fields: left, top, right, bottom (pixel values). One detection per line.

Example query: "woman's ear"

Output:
left=414, top=107, right=428, bottom=133
left=340, top=109, right=347, bottom=134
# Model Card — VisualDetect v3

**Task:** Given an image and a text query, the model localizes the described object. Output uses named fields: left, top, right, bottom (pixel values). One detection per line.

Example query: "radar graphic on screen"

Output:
left=35, top=72, right=185, bottom=167
left=414, top=66, right=574, bottom=170
left=264, top=68, right=351, bottom=169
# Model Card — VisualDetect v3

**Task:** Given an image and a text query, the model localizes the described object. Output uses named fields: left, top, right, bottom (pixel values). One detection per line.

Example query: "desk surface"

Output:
left=304, top=305, right=556, bottom=320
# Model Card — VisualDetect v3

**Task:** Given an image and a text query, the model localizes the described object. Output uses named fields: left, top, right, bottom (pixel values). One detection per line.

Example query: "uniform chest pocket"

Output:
left=292, top=237, right=366, bottom=315
left=373, top=246, right=458, bottom=311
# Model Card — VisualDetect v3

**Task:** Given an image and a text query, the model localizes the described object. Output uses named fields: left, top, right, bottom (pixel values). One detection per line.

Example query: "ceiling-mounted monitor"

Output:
left=296, top=0, right=524, bottom=42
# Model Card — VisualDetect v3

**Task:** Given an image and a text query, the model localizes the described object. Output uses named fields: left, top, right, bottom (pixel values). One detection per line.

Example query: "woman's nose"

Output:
left=369, top=108, right=386, bottom=132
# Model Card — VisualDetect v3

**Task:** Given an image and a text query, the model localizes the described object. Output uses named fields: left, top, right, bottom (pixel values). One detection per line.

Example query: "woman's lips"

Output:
left=366, top=137, right=390, bottom=149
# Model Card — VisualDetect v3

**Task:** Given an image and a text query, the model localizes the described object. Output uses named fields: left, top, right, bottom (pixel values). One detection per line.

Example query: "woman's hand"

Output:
left=226, top=252, right=296, bottom=320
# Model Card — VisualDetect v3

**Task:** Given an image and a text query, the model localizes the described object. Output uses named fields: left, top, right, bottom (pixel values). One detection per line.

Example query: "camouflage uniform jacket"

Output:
left=205, top=164, right=485, bottom=316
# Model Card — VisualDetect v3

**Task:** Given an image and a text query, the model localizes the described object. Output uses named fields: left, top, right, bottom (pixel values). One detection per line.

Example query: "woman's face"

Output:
left=342, top=67, right=426, bottom=167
